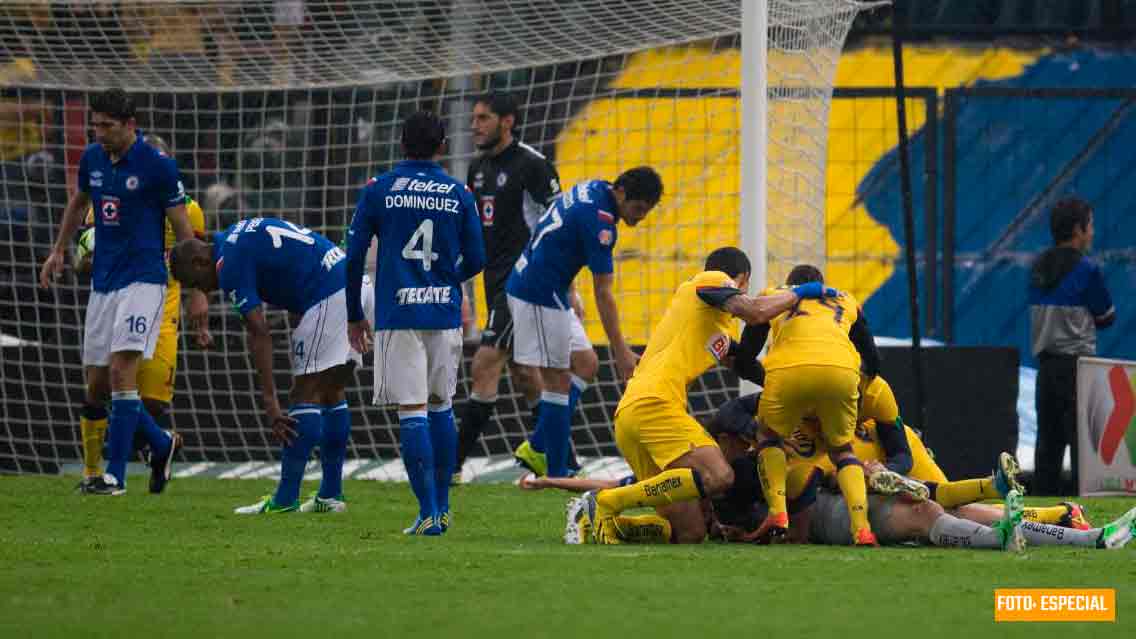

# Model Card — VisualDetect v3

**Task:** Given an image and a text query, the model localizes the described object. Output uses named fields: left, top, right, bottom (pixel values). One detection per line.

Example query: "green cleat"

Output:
left=450, top=471, right=463, bottom=486
left=993, top=452, right=1024, bottom=498
left=234, top=495, right=298, bottom=515
left=299, top=492, right=347, bottom=513
left=1096, top=506, right=1136, bottom=549
left=992, top=489, right=1026, bottom=552
left=514, top=440, right=548, bottom=477
left=868, top=469, right=929, bottom=502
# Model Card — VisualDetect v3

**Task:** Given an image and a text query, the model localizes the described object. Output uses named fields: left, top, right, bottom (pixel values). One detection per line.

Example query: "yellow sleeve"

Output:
left=187, top=198, right=206, bottom=235
left=85, top=206, right=94, bottom=225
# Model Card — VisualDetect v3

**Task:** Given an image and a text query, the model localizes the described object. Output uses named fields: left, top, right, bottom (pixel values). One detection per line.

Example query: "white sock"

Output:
left=1019, top=520, right=1101, bottom=547
left=928, top=513, right=1003, bottom=549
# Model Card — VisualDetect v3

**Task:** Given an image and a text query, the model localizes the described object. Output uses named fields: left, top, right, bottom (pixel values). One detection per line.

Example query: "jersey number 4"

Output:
left=403, top=219, right=440, bottom=271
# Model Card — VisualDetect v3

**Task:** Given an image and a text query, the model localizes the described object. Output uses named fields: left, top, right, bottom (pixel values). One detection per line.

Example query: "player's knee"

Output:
left=699, top=460, right=735, bottom=498
left=905, top=500, right=945, bottom=537
left=107, top=355, right=139, bottom=391
left=472, top=346, right=506, bottom=380
left=570, top=349, right=599, bottom=381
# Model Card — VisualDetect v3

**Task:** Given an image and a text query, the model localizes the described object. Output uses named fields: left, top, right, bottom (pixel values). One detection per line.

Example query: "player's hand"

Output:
left=517, top=473, right=547, bottom=490
left=614, top=346, right=639, bottom=382
left=570, top=290, right=585, bottom=321
left=349, top=320, right=373, bottom=354
left=39, top=249, right=66, bottom=288
left=187, top=291, right=213, bottom=348
left=268, top=406, right=298, bottom=445
left=863, top=459, right=887, bottom=476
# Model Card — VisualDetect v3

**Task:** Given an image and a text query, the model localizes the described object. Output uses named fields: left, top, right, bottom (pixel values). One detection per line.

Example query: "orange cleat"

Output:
left=1059, top=502, right=1092, bottom=531
left=853, top=528, right=879, bottom=546
left=743, top=511, right=789, bottom=544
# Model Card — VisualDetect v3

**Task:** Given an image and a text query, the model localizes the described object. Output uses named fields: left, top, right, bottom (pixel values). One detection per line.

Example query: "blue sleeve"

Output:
left=219, top=250, right=261, bottom=317
left=457, top=186, right=486, bottom=282
left=1083, top=262, right=1115, bottom=321
left=584, top=209, right=615, bottom=276
left=878, top=419, right=914, bottom=475
left=77, top=152, right=90, bottom=194
left=155, top=156, right=185, bottom=208
left=345, top=185, right=377, bottom=323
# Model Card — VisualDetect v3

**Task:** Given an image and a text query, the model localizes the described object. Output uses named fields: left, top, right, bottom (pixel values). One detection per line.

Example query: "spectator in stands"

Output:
left=1028, top=197, right=1115, bottom=496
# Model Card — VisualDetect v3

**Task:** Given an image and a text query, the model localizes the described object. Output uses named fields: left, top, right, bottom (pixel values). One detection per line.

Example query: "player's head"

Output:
left=471, top=91, right=517, bottom=152
left=785, top=264, right=823, bottom=286
left=1049, top=196, right=1093, bottom=250
left=170, top=238, right=218, bottom=292
left=612, top=166, right=663, bottom=227
left=143, top=133, right=172, bottom=157
left=401, top=111, right=446, bottom=160
left=89, top=88, right=137, bottom=154
left=705, top=246, right=751, bottom=291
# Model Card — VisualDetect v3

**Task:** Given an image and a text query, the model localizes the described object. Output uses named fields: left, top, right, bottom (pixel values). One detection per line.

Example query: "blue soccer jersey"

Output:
left=214, top=217, right=347, bottom=317
left=506, top=179, right=617, bottom=309
left=78, top=132, right=186, bottom=293
left=346, top=160, right=485, bottom=330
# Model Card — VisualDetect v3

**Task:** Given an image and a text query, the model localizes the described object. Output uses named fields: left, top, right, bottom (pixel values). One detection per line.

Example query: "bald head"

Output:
left=170, top=237, right=217, bottom=291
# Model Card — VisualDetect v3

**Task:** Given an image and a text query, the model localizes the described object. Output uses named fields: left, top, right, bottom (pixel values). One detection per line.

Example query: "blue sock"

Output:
left=527, top=399, right=545, bottom=453
left=568, top=374, right=588, bottom=418
left=428, top=404, right=457, bottom=515
left=318, top=401, right=350, bottom=499
left=399, top=410, right=437, bottom=521
left=136, top=404, right=171, bottom=459
left=272, top=404, right=322, bottom=507
left=105, top=391, right=143, bottom=486
left=538, top=391, right=572, bottom=477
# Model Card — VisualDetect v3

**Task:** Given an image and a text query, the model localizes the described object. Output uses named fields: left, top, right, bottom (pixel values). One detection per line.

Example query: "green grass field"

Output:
left=1, top=477, right=1133, bottom=638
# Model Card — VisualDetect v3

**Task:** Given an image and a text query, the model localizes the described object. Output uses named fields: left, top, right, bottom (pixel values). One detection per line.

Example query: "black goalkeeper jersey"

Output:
left=467, top=139, right=561, bottom=298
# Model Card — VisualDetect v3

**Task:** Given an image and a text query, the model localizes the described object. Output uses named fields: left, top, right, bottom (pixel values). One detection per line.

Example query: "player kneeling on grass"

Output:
left=171, top=218, right=353, bottom=514
left=566, top=248, right=839, bottom=545
left=346, top=111, right=486, bottom=535
left=706, top=395, right=1136, bottom=550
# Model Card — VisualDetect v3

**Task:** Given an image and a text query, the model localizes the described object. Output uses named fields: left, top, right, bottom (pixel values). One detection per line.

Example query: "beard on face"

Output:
left=475, top=124, right=503, bottom=151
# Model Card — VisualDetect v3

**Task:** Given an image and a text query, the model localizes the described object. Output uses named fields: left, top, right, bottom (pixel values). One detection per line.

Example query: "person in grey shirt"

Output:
left=1027, top=197, right=1115, bottom=495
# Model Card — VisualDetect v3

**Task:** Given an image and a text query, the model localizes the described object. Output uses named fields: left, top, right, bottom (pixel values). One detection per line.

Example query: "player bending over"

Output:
left=346, top=111, right=485, bottom=535
left=566, top=247, right=839, bottom=545
left=171, top=218, right=352, bottom=514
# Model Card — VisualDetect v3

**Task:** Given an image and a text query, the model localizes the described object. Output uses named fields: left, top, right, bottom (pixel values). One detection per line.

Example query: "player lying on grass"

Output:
left=566, top=248, right=867, bottom=545
left=705, top=408, right=1136, bottom=550
left=171, top=217, right=353, bottom=514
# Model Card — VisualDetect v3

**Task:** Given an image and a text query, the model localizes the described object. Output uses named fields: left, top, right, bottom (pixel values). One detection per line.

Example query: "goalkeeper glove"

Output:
left=791, top=281, right=838, bottom=299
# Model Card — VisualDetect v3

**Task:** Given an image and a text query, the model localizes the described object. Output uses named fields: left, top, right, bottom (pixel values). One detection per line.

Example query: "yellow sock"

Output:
left=1023, top=505, right=1071, bottom=525
left=80, top=417, right=108, bottom=478
left=836, top=463, right=870, bottom=535
left=929, top=478, right=999, bottom=508
left=595, top=468, right=703, bottom=515
left=757, top=446, right=788, bottom=516
left=615, top=514, right=673, bottom=544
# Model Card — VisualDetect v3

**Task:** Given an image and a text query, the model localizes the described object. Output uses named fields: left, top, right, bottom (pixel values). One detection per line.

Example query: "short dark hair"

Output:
left=704, top=247, right=751, bottom=279
left=613, top=166, right=663, bottom=206
left=89, top=88, right=136, bottom=122
left=474, top=91, right=518, bottom=120
left=401, top=111, right=446, bottom=160
left=785, top=264, right=823, bottom=286
left=1049, top=197, right=1092, bottom=244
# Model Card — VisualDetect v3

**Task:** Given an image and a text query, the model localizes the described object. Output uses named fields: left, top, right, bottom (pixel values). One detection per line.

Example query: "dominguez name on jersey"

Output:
left=396, top=286, right=453, bottom=305
left=385, top=193, right=461, bottom=214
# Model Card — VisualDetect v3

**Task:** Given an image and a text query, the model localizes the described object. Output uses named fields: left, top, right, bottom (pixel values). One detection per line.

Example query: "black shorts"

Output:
left=480, top=289, right=514, bottom=350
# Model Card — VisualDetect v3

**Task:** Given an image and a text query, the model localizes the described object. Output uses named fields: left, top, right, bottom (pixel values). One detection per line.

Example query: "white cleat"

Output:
left=299, top=495, right=347, bottom=513
left=868, top=469, right=929, bottom=502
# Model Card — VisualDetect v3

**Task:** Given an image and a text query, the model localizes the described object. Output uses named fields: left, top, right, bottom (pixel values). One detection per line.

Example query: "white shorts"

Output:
left=291, top=289, right=351, bottom=376
left=508, top=294, right=590, bottom=369
left=373, top=328, right=463, bottom=406
left=82, top=282, right=166, bottom=366
left=348, top=275, right=375, bottom=367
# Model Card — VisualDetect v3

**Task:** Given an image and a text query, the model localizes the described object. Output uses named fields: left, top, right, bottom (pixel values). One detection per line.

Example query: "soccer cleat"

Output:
left=438, top=511, right=451, bottom=532
left=450, top=471, right=463, bottom=486
left=993, top=489, right=1026, bottom=552
left=79, top=474, right=125, bottom=496
left=1096, top=506, right=1136, bottom=550
left=853, top=528, right=879, bottom=547
left=1058, top=502, right=1092, bottom=531
left=234, top=496, right=298, bottom=514
left=148, top=430, right=181, bottom=494
left=513, top=440, right=548, bottom=477
left=564, top=492, right=595, bottom=544
left=868, top=469, right=929, bottom=502
left=299, top=493, right=347, bottom=513
left=745, top=511, right=789, bottom=544
left=403, top=515, right=443, bottom=536
left=993, top=452, right=1024, bottom=498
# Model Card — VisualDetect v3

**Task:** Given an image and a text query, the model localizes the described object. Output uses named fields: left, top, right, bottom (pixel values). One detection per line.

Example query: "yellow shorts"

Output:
left=859, top=376, right=899, bottom=426
left=906, top=428, right=948, bottom=483
left=758, top=365, right=860, bottom=449
left=138, top=315, right=178, bottom=404
left=614, top=398, right=718, bottom=481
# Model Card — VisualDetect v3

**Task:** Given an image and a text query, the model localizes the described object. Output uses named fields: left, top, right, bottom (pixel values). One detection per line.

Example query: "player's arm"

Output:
left=729, top=324, right=768, bottom=385
left=848, top=310, right=881, bottom=378
left=183, top=200, right=213, bottom=347
left=518, top=474, right=623, bottom=492
left=594, top=272, right=636, bottom=380
left=457, top=186, right=486, bottom=282
left=875, top=418, right=914, bottom=475
left=345, top=185, right=379, bottom=352
left=1085, top=262, right=1116, bottom=328
left=243, top=307, right=295, bottom=442
left=158, top=158, right=193, bottom=242
left=39, top=189, right=91, bottom=288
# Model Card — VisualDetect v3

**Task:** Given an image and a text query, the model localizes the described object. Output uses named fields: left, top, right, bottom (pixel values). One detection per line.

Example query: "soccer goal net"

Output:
left=0, top=1, right=875, bottom=477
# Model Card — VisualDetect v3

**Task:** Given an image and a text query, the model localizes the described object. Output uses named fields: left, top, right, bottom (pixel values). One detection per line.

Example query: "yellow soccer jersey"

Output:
left=761, top=287, right=862, bottom=372
left=618, top=271, right=739, bottom=409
